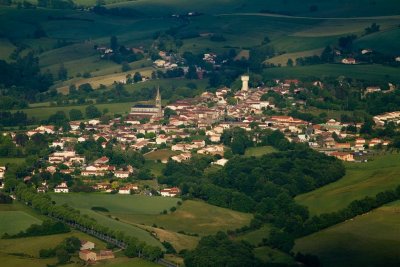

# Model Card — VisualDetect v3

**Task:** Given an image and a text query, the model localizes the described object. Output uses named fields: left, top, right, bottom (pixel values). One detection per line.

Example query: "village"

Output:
left=0, top=75, right=395, bottom=196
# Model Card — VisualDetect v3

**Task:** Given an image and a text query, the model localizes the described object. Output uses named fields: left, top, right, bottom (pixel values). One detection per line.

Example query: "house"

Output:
left=94, top=156, right=109, bottom=165
left=160, top=187, right=180, bottom=197
left=156, top=135, right=168, bottom=144
left=0, top=166, right=5, bottom=179
left=54, top=182, right=69, bottom=193
left=80, top=240, right=95, bottom=251
left=342, top=58, right=356, bottom=64
left=114, top=170, right=130, bottom=179
left=171, top=153, right=192, bottom=162
left=118, top=187, right=131, bottom=194
left=330, top=152, right=354, bottom=161
left=213, top=158, right=229, bottom=166
left=79, top=250, right=97, bottom=262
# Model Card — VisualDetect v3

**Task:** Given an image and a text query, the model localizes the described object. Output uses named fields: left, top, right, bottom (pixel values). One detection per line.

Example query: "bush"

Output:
left=91, top=206, right=110, bottom=212
left=0, top=192, right=13, bottom=204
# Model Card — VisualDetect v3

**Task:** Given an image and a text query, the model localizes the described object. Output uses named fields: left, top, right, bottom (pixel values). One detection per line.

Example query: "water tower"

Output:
left=241, top=75, right=249, bottom=91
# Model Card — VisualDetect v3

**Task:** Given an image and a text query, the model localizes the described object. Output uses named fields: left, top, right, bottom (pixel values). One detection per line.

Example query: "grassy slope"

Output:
left=295, top=200, right=400, bottom=267
left=50, top=193, right=180, bottom=247
left=113, top=200, right=253, bottom=236
left=235, top=225, right=272, bottom=246
left=0, top=211, right=42, bottom=236
left=0, top=158, right=26, bottom=165
left=254, top=246, right=295, bottom=265
left=296, top=153, right=400, bottom=215
left=144, top=150, right=180, bottom=161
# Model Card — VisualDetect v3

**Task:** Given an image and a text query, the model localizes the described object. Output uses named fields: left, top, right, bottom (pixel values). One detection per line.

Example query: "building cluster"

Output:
left=79, top=240, right=115, bottom=262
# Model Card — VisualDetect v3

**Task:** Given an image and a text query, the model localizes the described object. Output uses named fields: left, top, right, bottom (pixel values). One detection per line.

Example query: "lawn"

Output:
left=263, top=64, right=400, bottom=83
left=113, top=200, right=253, bottom=236
left=143, top=160, right=165, bottom=177
left=294, top=200, right=400, bottom=267
left=296, top=153, right=400, bottom=215
left=144, top=150, right=180, bottom=161
left=244, top=146, right=277, bottom=157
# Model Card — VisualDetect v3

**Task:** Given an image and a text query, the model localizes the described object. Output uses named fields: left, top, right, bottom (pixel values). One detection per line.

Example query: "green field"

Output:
left=244, top=146, right=277, bottom=157
left=113, top=200, right=253, bottom=236
left=0, top=158, right=26, bottom=166
left=235, top=225, right=272, bottom=246
left=143, top=160, right=165, bottom=177
left=0, top=210, right=42, bottom=236
left=263, top=64, right=400, bottom=83
left=254, top=246, right=295, bottom=265
left=296, top=153, right=400, bottom=215
left=14, top=102, right=133, bottom=120
left=295, top=200, right=400, bottom=267
left=144, top=150, right=180, bottom=161
left=51, top=193, right=180, bottom=247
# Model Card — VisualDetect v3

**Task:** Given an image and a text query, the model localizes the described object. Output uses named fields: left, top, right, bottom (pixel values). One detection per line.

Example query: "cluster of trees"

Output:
left=184, top=232, right=262, bottom=267
left=39, top=236, right=81, bottom=265
left=14, top=185, right=164, bottom=261
left=2, top=220, right=70, bottom=239
left=0, top=53, right=53, bottom=102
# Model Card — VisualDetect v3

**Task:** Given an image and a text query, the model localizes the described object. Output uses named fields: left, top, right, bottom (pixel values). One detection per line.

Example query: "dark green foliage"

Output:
left=162, top=241, right=176, bottom=254
left=0, top=192, right=13, bottom=204
left=4, top=220, right=70, bottom=238
left=69, top=109, right=83, bottom=121
left=85, top=105, right=101, bottom=119
left=184, top=232, right=261, bottom=267
left=39, top=248, right=56, bottom=258
left=91, top=206, right=110, bottom=212
left=56, top=248, right=70, bottom=264
left=365, top=23, right=380, bottom=35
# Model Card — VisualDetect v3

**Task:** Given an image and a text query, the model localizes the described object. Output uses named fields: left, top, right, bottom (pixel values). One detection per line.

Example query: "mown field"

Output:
left=295, top=200, right=400, bottom=267
left=296, top=153, right=400, bottom=215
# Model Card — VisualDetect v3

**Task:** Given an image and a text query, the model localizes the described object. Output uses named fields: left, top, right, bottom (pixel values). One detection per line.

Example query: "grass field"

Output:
left=267, top=48, right=324, bottom=66
left=50, top=193, right=180, bottom=247
left=0, top=211, right=42, bottom=236
left=296, top=153, right=400, bottom=215
left=235, top=225, right=272, bottom=246
left=14, top=102, right=133, bottom=120
left=244, top=146, right=277, bottom=157
left=144, top=150, right=180, bottom=161
left=0, top=158, right=26, bottom=165
left=143, top=160, right=165, bottom=177
left=263, top=64, right=400, bottom=83
left=294, top=200, right=400, bottom=267
left=254, top=246, right=295, bottom=265
left=113, top=200, right=253, bottom=236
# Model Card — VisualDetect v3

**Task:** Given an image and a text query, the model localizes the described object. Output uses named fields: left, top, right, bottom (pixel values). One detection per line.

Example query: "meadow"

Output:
left=235, top=225, right=272, bottom=246
left=144, top=150, right=180, bottom=161
left=254, top=246, right=294, bottom=265
left=294, top=200, right=400, bottom=267
left=296, top=153, right=400, bottom=215
left=0, top=158, right=26, bottom=166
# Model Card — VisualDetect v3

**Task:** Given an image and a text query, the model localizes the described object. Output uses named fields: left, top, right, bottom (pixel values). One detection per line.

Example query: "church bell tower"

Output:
left=156, top=86, right=162, bottom=117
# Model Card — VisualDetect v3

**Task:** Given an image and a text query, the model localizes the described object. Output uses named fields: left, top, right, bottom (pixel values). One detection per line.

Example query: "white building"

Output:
left=54, top=182, right=69, bottom=193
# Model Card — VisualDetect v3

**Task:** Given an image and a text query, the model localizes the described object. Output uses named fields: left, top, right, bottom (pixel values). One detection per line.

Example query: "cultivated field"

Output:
left=0, top=211, right=42, bottom=236
left=294, top=200, right=400, bottom=267
left=296, top=153, right=400, bottom=215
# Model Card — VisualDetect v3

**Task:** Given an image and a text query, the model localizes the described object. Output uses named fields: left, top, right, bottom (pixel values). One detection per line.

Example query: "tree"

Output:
left=365, top=23, right=380, bottom=35
left=133, top=72, right=142, bottom=83
left=56, top=248, right=70, bottom=264
left=58, top=63, right=68, bottom=80
left=110, top=35, right=118, bottom=51
left=186, top=65, right=198, bottom=79
left=287, top=58, right=294, bottom=67
left=121, top=61, right=131, bottom=72
left=69, top=109, right=83, bottom=121
left=321, top=46, right=334, bottom=63
left=78, top=83, right=93, bottom=93
left=85, top=105, right=101, bottom=119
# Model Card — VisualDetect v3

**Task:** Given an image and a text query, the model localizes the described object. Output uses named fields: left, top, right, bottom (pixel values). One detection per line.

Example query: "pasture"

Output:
left=235, top=225, right=272, bottom=246
left=143, top=160, right=165, bottom=177
left=254, top=246, right=294, bottom=265
left=244, top=146, right=277, bottom=157
left=295, top=153, right=400, bottom=215
left=294, top=200, right=400, bottom=267
left=0, top=158, right=26, bottom=166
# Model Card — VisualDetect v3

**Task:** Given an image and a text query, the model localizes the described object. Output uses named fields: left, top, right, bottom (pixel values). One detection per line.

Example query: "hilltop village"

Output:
left=0, top=76, right=394, bottom=194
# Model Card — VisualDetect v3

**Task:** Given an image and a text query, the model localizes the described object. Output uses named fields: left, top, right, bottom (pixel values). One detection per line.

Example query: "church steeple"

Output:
left=156, top=86, right=162, bottom=117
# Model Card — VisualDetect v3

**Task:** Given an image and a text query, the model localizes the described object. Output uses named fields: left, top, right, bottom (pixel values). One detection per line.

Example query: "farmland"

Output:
left=294, top=200, right=400, bottom=267
left=296, top=153, right=400, bottom=215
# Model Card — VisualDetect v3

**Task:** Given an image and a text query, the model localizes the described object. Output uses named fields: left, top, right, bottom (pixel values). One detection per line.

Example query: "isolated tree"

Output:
left=121, top=61, right=131, bottom=72
left=365, top=23, right=380, bottom=35
left=287, top=58, right=294, bottom=67
left=58, top=63, right=68, bottom=80
left=69, top=109, right=83, bottom=121
left=85, top=105, right=101, bottom=119
left=133, top=72, right=142, bottom=83
left=110, top=35, right=118, bottom=51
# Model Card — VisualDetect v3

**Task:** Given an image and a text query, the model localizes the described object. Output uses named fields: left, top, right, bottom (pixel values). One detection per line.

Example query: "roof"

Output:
left=132, top=104, right=157, bottom=108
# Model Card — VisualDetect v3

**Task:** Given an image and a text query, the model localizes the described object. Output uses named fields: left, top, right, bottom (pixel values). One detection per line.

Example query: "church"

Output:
left=129, top=87, right=163, bottom=120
